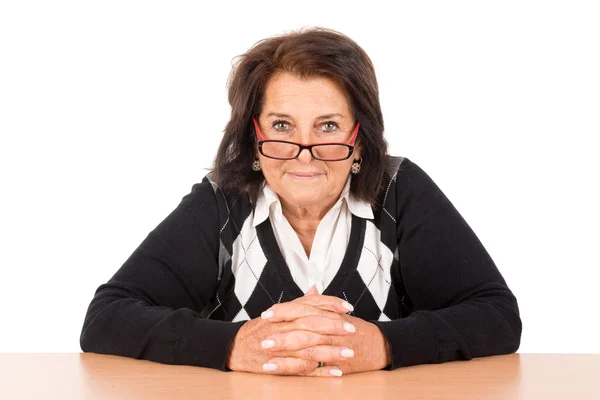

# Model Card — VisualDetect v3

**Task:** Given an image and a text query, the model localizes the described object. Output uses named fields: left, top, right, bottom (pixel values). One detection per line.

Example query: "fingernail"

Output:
left=261, top=339, right=275, bottom=349
left=342, top=301, right=354, bottom=312
left=330, top=368, right=343, bottom=377
left=340, top=348, right=354, bottom=358
left=343, top=322, right=356, bottom=333
left=262, top=363, right=278, bottom=372
left=261, top=310, right=274, bottom=319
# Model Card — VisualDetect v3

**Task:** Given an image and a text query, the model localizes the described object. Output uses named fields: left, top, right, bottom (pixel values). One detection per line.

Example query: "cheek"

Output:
left=329, top=160, right=354, bottom=178
left=322, top=162, right=353, bottom=193
left=260, top=158, right=285, bottom=181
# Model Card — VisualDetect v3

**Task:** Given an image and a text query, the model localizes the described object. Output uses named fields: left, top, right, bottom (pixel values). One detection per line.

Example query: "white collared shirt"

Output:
left=252, top=175, right=374, bottom=294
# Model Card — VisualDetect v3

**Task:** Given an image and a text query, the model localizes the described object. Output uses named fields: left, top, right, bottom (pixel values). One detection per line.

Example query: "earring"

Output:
left=252, top=158, right=262, bottom=171
left=351, top=157, right=362, bottom=174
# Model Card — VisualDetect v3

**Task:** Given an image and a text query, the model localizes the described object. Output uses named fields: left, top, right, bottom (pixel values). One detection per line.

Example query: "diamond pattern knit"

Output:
left=80, top=155, right=522, bottom=371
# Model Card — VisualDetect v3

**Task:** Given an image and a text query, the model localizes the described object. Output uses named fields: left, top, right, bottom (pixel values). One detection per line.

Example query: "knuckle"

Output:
left=303, top=346, right=317, bottom=360
left=298, top=331, right=311, bottom=344
left=330, top=311, right=343, bottom=320
left=274, top=363, right=288, bottom=375
left=300, top=360, right=314, bottom=374
left=318, top=308, right=334, bottom=319
left=277, top=334, right=287, bottom=349
left=300, top=304, right=312, bottom=316
left=298, top=316, right=314, bottom=330
left=295, top=331, right=311, bottom=347
left=307, top=332, right=320, bottom=346
left=323, top=335, right=335, bottom=346
left=330, top=347, right=341, bottom=359
left=309, top=316, right=323, bottom=330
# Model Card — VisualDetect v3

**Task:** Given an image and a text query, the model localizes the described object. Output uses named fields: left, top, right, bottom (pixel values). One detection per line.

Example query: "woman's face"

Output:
left=255, top=72, right=360, bottom=210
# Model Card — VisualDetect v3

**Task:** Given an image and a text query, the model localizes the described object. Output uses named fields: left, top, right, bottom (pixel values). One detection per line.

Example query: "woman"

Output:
left=80, top=27, right=521, bottom=378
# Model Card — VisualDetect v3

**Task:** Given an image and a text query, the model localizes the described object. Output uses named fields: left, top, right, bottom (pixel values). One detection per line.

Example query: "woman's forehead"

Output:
left=264, top=111, right=348, bottom=121
left=262, top=72, right=352, bottom=118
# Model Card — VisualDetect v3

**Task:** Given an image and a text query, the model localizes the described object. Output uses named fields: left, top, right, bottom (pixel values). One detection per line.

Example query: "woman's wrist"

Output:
left=382, top=337, right=392, bottom=368
left=372, top=323, right=392, bottom=369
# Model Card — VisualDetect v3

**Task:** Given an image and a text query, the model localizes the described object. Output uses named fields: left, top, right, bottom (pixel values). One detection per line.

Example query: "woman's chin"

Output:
left=281, top=189, right=323, bottom=206
left=277, top=175, right=328, bottom=205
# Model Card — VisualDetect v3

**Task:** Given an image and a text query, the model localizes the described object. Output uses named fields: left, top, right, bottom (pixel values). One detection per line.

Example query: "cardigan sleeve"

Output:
left=373, top=158, right=522, bottom=369
left=79, top=177, right=246, bottom=371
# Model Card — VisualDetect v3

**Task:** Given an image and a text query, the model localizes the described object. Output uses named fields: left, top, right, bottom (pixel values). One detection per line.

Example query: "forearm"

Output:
left=80, top=284, right=245, bottom=371
left=386, top=158, right=522, bottom=369
left=79, top=178, right=243, bottom=369
left=374, top=284, right=521, bottom=369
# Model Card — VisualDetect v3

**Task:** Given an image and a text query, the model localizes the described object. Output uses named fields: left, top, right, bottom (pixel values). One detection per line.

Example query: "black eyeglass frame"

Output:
left=252, top=117, right=360, bottom=162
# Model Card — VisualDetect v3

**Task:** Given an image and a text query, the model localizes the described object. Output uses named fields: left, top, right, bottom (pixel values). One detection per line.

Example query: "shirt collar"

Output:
left=252, top=175, right=374, bottom=227
left=342, top=176, right=375, bottom=220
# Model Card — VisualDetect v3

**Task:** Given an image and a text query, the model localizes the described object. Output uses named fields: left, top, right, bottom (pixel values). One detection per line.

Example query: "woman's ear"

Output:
left=353, top=144, right=361, bottom=160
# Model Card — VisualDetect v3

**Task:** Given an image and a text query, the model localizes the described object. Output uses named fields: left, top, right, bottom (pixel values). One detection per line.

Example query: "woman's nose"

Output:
left=297, top=147, right=313, bottom=163
left=294, top=126, right=315, bottom=162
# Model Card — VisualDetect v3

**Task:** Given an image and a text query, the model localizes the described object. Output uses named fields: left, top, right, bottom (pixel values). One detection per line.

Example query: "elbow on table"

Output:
left=490, top=295, right=523, bottom=356
left=79, top=305, right=113, bottom=356
left=506, top=306, right=523, bottom=354
left=80, top=323, right=97, bottom=354
left=79, top=295, right=135, bottom=358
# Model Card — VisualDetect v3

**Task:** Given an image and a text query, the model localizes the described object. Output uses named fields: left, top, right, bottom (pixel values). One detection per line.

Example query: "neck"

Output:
left=280, top=196, right=337, bottom=235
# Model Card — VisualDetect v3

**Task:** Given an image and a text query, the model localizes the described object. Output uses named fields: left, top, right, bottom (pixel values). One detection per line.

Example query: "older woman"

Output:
left=80, top=28, right=521, bottom=377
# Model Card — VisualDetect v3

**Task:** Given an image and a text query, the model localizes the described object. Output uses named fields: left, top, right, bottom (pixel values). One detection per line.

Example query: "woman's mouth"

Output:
left=287, top=172, right=323, bottom=179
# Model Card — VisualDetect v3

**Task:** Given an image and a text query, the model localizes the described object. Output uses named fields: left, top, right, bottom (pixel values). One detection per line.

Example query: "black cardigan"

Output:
left=80, top=156, right=522, bottom=371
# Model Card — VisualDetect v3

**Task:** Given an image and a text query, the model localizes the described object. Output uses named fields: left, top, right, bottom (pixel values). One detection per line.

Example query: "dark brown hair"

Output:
left=212, top=27, right=390, bottom=206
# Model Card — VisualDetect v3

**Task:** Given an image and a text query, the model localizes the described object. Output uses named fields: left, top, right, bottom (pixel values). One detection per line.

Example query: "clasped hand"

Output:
left=227, top=286, right=391, bottom=377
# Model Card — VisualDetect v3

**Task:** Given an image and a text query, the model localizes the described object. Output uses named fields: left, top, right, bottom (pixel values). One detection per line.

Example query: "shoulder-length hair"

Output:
left=211, top=27, right=390, bottom=207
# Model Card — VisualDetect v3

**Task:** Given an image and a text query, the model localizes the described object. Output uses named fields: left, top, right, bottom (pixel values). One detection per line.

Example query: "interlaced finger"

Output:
left=292, top=294, right=354, bottom=314
left=261, top=330, right=330, bottom=351
left=262, top=302, right=346, bottom=323
left=291, top=315, right=357, bottom=336
left=262, top=357, right=343, bottom=377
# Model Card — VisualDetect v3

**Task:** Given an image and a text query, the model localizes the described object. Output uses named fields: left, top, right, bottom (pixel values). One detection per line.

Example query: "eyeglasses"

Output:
left=252, top=118, right=360, bottom=161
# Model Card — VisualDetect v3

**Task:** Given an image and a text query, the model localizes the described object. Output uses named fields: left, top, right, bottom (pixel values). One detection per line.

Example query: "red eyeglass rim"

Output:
left=252, top=117, right=360, bottom=146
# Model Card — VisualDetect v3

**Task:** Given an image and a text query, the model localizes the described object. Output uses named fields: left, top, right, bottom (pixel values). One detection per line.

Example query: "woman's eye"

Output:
left=322, top=121, right=339, bottom=132
left=271, top=120, right=339, bottom=132
left=272, top=120, right=290, bottom=131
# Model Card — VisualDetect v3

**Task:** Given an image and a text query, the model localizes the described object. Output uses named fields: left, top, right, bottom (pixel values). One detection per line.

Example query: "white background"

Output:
left=1, top=1, right=598, bottom=353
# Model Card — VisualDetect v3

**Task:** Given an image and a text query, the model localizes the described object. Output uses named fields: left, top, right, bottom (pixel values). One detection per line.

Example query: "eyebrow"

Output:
left=265, top=112, right=345, bottom=120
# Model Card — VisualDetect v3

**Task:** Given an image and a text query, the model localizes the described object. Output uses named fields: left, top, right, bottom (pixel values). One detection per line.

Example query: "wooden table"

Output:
left=1, top=353, right=598, bottom=399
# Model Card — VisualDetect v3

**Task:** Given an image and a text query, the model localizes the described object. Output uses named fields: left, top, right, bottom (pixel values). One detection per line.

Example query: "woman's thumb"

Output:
left=305, top=285, right=319, bottom=296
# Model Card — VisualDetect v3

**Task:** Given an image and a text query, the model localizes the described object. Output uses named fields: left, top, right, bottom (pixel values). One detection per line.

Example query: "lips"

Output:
left=288, top=172, right=322, bottom=178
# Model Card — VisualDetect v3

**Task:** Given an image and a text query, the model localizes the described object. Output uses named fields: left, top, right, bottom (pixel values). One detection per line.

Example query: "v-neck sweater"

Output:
left=253, top=174, right=374, bottom=295
left=80, top=156, right=522, bottom=372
